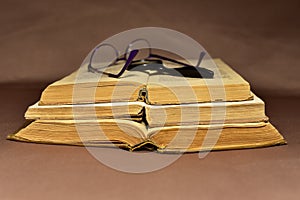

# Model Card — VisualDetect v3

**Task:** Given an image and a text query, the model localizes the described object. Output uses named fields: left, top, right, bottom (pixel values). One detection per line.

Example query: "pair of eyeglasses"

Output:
left=87, top=39, right=214, bottom=78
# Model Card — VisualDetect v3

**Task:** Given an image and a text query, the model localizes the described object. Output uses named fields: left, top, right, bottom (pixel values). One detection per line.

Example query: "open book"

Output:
left=39, top=59, right=252, bottom=105
left=8, top=120, right=285, bottom=153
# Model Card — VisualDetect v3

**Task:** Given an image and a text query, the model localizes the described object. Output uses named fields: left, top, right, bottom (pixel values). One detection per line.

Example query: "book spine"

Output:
left=137, top=87, right=149, bottom=104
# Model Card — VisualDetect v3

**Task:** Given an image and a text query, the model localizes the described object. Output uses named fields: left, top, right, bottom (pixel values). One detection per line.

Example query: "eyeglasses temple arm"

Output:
left=109, top=49, right=139, bottom=78
left=151, top=51, right=213, bottom=78
left=195, top=51, right=206, bottom=67
left=150, top=51, right=206, bottom=68
left=150, top=54, right=188, bottom=67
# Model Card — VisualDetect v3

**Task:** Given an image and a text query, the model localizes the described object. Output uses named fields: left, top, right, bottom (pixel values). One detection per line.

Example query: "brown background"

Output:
left=0, top=0, right=299, bottom=199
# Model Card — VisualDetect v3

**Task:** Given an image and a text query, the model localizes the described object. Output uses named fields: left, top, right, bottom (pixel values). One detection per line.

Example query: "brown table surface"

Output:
left=0, top=83, right=299, bottom=200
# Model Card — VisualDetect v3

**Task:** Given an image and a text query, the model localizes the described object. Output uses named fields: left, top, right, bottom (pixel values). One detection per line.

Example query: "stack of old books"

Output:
left=8, top=59, right=286, bottom=153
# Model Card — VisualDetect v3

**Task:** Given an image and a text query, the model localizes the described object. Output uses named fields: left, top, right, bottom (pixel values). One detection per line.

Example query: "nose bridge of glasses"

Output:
left=125, top=38, right=152, bottom=60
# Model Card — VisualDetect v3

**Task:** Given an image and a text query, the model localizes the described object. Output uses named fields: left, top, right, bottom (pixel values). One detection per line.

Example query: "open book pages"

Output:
left=25, top=101, right=144, bottom=121
left=40, top=63, right=149, bottom=105
left=147, top=58, right=251, bottom=104
left=8, top=119, right=285, bottom=153
left=25, top=93, right=267, bottom=127
left=39, top=59, right=251, bottom=106
left=146, top=93, right=267, bottom=127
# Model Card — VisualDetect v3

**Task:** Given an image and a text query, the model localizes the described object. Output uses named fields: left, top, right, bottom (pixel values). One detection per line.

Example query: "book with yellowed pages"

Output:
left=8, top=59, right=286, bottom=152
left=8, top=120, right=284, bottom=153
left=39, top=59, right=252, bottom=105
